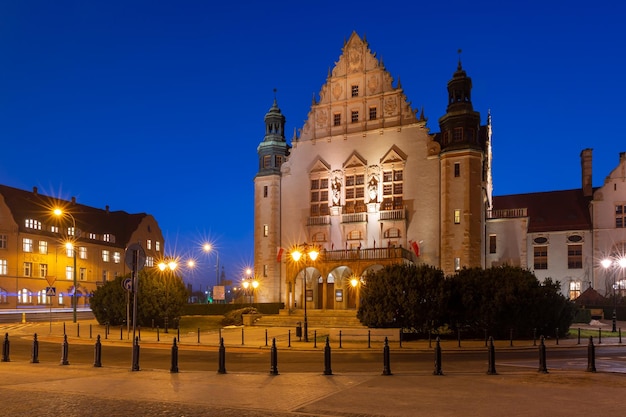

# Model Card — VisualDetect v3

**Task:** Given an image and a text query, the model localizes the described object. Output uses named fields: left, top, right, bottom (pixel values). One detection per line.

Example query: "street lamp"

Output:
left=602, top=257, right=626, bottom=333
left=158, top=260, right=178, bottom=333
left=350, top=276, right=360, bottom=310
left=203, top=243, right=220, bottom=302
left=241, top=268, right=258, bottom=305
left=53, top=208, right=78, bottom=323
left=290, top=244, right=319, bottom=342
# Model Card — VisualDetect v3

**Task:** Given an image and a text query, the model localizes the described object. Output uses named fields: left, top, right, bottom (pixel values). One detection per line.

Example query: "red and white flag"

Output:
left=276, top=247, right=284, bottom=262
left=409, top=240, right=420, bottom=257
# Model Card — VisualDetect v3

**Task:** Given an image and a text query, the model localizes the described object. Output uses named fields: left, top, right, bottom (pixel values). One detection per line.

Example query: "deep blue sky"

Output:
left=1, top=1, right=624, bottom=290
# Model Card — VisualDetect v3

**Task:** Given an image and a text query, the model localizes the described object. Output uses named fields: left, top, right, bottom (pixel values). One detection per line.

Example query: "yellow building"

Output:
left=254, top=33, right=491, bottom=310
left=0, top=184, right=164, bottom=310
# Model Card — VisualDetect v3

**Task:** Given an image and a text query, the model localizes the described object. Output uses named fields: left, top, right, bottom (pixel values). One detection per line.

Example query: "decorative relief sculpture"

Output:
left=331, top=174, right=342, bottom=206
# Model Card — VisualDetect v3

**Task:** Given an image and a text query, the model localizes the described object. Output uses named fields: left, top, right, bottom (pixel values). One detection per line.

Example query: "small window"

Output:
left=113, top=252, right=121, bottom=264
left=454, top=210, right=461, bottom=224
left=369, top=107, right=377, bottom=120
left=147, top=240, right=152, bottom=250
left=0, top=259, right=7, bottom=275
left=79, top=247, right=87, bottom=259
left=454, top=163, right=460, bottom=178
left=39, top=240, right=48, bottom=254
left=567, top=244, right=582, bottom=269
left=39, top=264, right=48, bottom=278
left=263, top=155, right=271, bottom=168
left=569, top=281, right=581, bottom=300
left=155, top=241, right=160, bottom=251
left=23, top=262, right=32, bottom=277
left=489, top=235, right=496, bottom=254
left=102, top=250, right=110, bottom=262
left=351, top=85, right=359, bottom=97
left=23, top=238, right=33, bottom=253
left=80, top=268, right=86, bottom=281
left=263, top=264, right=268, bottom=277
left=534, top=246, right=548, bottom=269
left=263, top=224, right=269, bottom=237
left=454, top=258, right=461, bottom=271
left=351, top=111, right=359, bottom=123
left=102, top=270, right=108, bottom=282
left=263, top=186, right=268, bottom=198
left=333, top=113, right=341, bottom=126
left=534, top=236, right=549, bottom=245
left=0, top=235, right=6, bottom=249
left=453, top=127, right=463, bottom=142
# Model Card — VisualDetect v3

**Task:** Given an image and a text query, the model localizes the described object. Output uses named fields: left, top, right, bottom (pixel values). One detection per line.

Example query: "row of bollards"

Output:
left=0, top=331, right=605, bottom=376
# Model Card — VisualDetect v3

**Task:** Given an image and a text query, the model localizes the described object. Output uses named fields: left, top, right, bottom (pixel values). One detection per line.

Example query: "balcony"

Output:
left=307, top=216, right=331, bottom=226
left=379, top=208, right=405, bottom=221
left=321, top=247, right=415, bottom=263
left=487, top=208, right=528, bottom=219
left=341, top=212, right=367, bottom=223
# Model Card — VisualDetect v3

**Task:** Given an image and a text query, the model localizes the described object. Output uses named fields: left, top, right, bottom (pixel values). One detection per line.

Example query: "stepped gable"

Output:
left=299, top=32, right=420, bottom=141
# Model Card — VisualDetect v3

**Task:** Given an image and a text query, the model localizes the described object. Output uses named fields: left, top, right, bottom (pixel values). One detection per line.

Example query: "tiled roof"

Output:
left=492, top=189, right=592, bottom=233
left=0, top=184, right=147, bottom=247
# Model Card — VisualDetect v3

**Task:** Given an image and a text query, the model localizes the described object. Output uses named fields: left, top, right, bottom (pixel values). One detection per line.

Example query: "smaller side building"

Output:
left=0, top=184, right=164, bottom=310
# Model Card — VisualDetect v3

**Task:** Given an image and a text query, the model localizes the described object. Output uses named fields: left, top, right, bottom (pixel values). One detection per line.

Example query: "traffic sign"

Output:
left=125, top=243, right=146, bottom=271
left=122, top=278, right=133, bottom=291
left=46, top=287, right=56, bottom=296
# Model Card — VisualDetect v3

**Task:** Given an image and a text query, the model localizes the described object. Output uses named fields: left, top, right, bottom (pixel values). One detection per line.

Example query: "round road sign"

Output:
left=125, top=243, right=146, bottom=271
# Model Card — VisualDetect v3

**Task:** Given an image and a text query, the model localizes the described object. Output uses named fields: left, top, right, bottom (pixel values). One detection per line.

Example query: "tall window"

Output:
left=344, top=173, right=365, bottom=213
left=80, top=268, right=86, bottom=281
left=454, top=163, right=460, bottom=178
left=351, top=85, right=359, bottom=97
left=66, top=246, right=74, bottom=257
left=103, top=234, right=111, bottom=242
left=23, top=238, right=33, bottom=252
left=102, top=250, right=110, bottom=262
left=263, top=155, right=271, bottom=168
left=489, top=235, right=497, bottom=254
left=0, top=259, right=7, bottom=275
left=39, top=240, right=48, bottom=254
left=147, top=240, right=152, bottom=250
left=454, top=210, right=461, bottom=224
left=155, top=241, right=160, bottom=251
left=569, top=281, right=581, bottom=300
left=18, top=288, right=31, bottom=304
left=66, top=266, right=74, bottom=280
left=534, top=246, right=548, bottom=269
left=79, top=247, right=87, bottom=259
left=0, top=234, right=6, bottom=249
left=369, top=107, right=377, bottom=120
left=310, top=177, right=329, bottom=216
left=39, top=263, right=48, bottom=278
left=351, top=110, right=359, bottom=123
left=616, top=204, right=626, bottom=228
left=263, top=224, right=269, bottom=237
left=333, top=113, right=341, bottom=126
left=263, top=186, right=268, bottom=198
left=382, top=169, right=403, bottom=210
left=113, top=252, right=121, bottom=264
left=23, top=262, right=32, bottom=277
left=567, top=244, right=582, bottom=269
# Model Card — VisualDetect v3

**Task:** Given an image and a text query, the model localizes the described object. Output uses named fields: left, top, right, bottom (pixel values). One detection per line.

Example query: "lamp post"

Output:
left=203, top=243, right=220, bottom=302
left=158, top=260, right=178, bottom=333
left=290, top=244, right=319, bottom=342
left=53, top=208, right=78, bottom=323
left=602, top=257, right=626, bottom=333
left=242, top=268, right=258, bottom=305
left=350, top=276, right=360, bottom=310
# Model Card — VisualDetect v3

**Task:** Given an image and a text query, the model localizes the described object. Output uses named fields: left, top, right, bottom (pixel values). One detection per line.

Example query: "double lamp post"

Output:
left=290, top=245, right=319, bottom=342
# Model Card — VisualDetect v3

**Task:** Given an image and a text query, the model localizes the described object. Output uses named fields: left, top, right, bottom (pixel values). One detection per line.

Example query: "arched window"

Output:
left=0, top=288, right=7, bottom=303
left=17, top=288, right=32, bottom=304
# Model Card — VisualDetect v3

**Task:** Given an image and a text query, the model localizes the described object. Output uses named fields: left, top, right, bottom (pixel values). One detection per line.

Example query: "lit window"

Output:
left=103, top=234, right=111, bottom=242
left=0, top=259, right=7, bottom=275
left=39, top=240, right=48, bottom=254
left=50, top=225, right=59, bottom=233
left=351, top=85, right=359, bottom=97
left=113, top=252, right=121, bottom=264
left=67, top=227, right=75, bottom=236
left=23, top=262, right=32, bottom=277
left=25, top=219, right=42, bottom=230
left=310, top=176, right=330, bottom=217
left=23, top=238, right=33, bottom=252
left=351, top=110, right=359, bottom=123
left=333, top=113, right=341, bottom=126
left=263, top=224, right=269, bottom=237
left=146, top=256, right=154, bottom=267
left=66, top=246, right=74, bottom=257
left=155, top=241, right=160, bottom=251
left=102, top=250, right=110, bottom=262
left=17, top=288, right=31, bottom=304
left=65, top=266, right=74, bottom=280
left=534, top=246, right=548, bottom=270
left=454, top=257, right=461, bottom=271
left=147, top=240, right=152, bottom=250
left=79, top=247, right=87, bottom=259
left=263, top=264, right=268, bottom=277
left=454, top=210, right=461, bottom=224
left=0, top=288, right=6, bottom=303
left=0, top=235, right=6, bottom=249
left=369, top=107, right=377, bottom=120
left=89, top=233, right=96, bottom=240
left=37, top=290, right=48, bottom=305
left=39, top=264, right=48, bottom=278
left=569, top=281, right=581, bottom=300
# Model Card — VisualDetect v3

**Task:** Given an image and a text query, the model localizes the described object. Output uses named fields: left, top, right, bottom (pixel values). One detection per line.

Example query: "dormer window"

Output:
left=25, top=219, right=42, bottom=230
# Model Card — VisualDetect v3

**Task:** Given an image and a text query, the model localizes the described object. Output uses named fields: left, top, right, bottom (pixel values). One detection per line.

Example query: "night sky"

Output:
left=1, top=1, right=624, bottom=291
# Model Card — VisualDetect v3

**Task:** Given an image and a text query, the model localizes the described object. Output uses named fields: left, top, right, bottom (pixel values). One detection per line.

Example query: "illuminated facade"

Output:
left=0, top=184, right=164, bottom=310
left=254, top=33, right=491, bottom=309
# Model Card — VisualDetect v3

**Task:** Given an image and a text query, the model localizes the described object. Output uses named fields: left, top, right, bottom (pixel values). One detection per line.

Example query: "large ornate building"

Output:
left=0, top=184, right=164, bottom=310
left=254, top=32, right=626, bottom=311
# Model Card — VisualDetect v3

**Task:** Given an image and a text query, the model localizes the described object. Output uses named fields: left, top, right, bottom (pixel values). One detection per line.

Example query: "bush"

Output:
left=221, top=307, right=259, bottom=326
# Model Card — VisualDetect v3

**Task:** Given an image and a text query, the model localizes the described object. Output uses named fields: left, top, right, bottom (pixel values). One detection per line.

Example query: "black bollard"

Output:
left=63, top=322, right=66, bottom=336
left=60, top=335, right=70, bottom=365
left=399, top=329, right=402, bottom=348
left=94, top=335, right=102, bottom=367
left=586, top=336, right=596, bottom=373
left=265, top=329, right=268, bottom=347
left=599, top=328, right=602, bottom=344
left=77, top=323, right=80, bottom=338
left=433, top=336, right=443, bottom=375
left=131, top=336, right=140, bottom=371
left=555, top=328, right=559, bottom=345
left=487, top=336, right=497, bottom=375
left=241, top=327, right=244, bottom=345
left=533, top=328, right=537, bottom=346
left=577, top=328, right=581, bottom=344
left=177, top=327, right=180, bottom=343
left=198, top=327, right=200, bottom=344
left=509, top=328, right=513, bottom=347
left=120, top=325, right=123, bottom=341
left=288, top=329, right=291, bottom=348
left=31, top=333, right=39, bottom=364
left=368, top=330, right=371, bottom=349
left=270, top=338, right=279, bottom=375
left=2, top=333, right=10, bottom=362
left=170, top=338, right=179, bottom=373
left=157, top=326, right=160, bottom=342
left=382, top=337, right=392, bottom=375
left=218, top=337, right=227, bottom=374
left=538, top=335, right=548, bottom=373
left=314, top=330, right=317, bottom=348
left=89, top=324, right=92, bottom=339
left=457, top=328, right=461, bottom=348
left=339, top=330, right=342, bottom=349
left=324, top=337, right=333, bottom=375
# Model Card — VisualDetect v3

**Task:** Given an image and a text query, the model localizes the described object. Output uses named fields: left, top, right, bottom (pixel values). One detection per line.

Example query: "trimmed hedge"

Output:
left=182, top=303, right=284, bottom=316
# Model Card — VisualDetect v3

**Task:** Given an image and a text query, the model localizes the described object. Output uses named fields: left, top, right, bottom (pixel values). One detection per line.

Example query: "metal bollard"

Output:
left=198, top=327, right=201, bottom=344
left=555, top=328, right=559, bottom=345
left=324, top=336, right=333, bottom=375
left=339, top=330, right=342, bottom=349
left=586, top=336, right=596, bottom=372
left=433, top=336, right=443, bottom=375
left=90, top=324, right=92, bottom=339
left=509, top=328, right=513, bottom=347
left=120, top=325, right=123, bottom=341
left=170, top=338, right=179, bottom=373
left=60, top=335, right=70, bottom=365
left=399, top=329, right=402, bottom=348
left=31, top=333, right=39, bottom=364
left=241, top=327, right=244, bottom=345
left=457, top=328, right=461, bottom=348
left=265, top=329, right=268, bottom=347
left=177, top=327, right=180, bottom=343
left=577, top=328, right=581, bottom=344
left=2, top=333, right=10, bottom=362
left=218, top=337, right=226, bottom=374
left=382, top=337, right=392, bottom=375
left=63, top=322, right=66, bottom=336
left=487, top=336, right=496, bottom=375
left=94, top=335, right=102, bottom=367
left=368, top=330, right=371, bottom=348
left=314, top=330, right=317, bottom=348
left=538, top=335, right=548, bottom=373
left=598, top=328, right=602, bottom=344
left=270, top=338, right=279, bottom=375
left=157, top=326, right=160, bottom=342
left=288, top=329, right=291, bottom=347
left=131, top=336, right=140, bottom=371
left=77, top=323, right=80, bottom=338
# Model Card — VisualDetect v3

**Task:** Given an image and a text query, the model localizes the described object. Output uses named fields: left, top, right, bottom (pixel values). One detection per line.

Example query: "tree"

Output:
left=90, top=268, right=189, bottom=327
left=357, top=264, right=446, bottom=330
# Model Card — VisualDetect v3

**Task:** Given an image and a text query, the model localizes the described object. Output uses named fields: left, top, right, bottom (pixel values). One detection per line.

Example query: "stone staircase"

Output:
left=252, top=309, right=366, bottom=328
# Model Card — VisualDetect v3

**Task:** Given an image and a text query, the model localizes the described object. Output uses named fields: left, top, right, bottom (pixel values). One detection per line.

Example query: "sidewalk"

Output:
left=1, top=319, right=626, bottom=416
